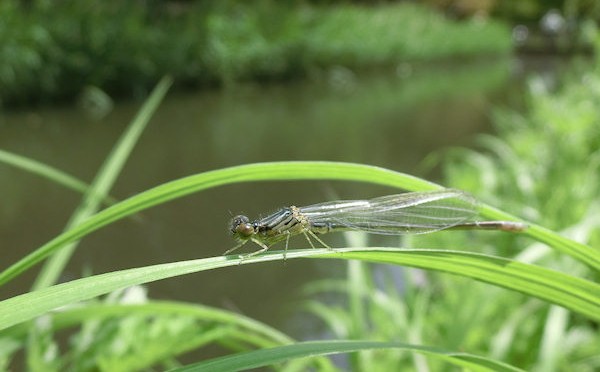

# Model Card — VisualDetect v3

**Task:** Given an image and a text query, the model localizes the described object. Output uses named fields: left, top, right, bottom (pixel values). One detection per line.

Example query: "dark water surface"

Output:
left=1, top=59, right=533, bottom=338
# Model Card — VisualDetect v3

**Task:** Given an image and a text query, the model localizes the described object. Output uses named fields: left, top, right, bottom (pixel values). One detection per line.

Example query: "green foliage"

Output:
left=0, top=1, right=60, bottom=103
left=437, top=68, right=600, bottom=370
left=0, top=153, right=598, bottom=369
left=302, top=61, right=600, bottom=371
left=1, top=53, right=600, bottom=370
left=1, top=247, right=598, bottom=333
left=493, top=0, right=600, bottom=23
left=202, top=1, right=306, bottom=82
left=32, top=76, right=173, bottom=291
left=5, top=287, right=299, bottom=371
left=302, top=260, right=527, bottom=370
left=173, top=339, right=525, bottom=372
left=304, top=4, right=511, bottom=66
left=445, top=67, right=600, bottom=248
left=1, top=95, right=598, bottom=369
left=0, top=0, right=511, bottom=105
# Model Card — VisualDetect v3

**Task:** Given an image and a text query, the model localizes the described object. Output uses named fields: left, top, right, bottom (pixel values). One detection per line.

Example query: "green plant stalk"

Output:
left=348, top=260, right=367, bottom=369
left=1, top=248, right=599, bottom=332
left=167, top=340, right=524, bottom=372
left=1, top=162, right=598, bottom=287
left=32, top=76, right=173, bottom=290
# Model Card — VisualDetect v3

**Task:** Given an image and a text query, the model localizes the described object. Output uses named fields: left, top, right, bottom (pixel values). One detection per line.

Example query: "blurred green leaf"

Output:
left=168, top=340, right=524, bottom=372
left=0, top=149, right=108, bottom=202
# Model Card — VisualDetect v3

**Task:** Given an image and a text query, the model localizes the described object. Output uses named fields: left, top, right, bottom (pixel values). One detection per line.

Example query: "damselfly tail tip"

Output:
left=499, top=221, right=528, bottom=233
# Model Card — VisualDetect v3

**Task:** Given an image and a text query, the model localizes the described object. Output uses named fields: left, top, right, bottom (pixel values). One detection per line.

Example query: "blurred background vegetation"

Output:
left=1, top=0, right=600, bottom=371
left=2, top=0, right=596, bottom=106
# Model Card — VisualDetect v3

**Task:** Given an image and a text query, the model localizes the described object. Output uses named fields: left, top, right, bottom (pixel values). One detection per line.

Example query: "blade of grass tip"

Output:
left=0, top=149, right=116, bottom=205
left=32, top=76, right=173, bottom=290
left=0, top=161, right=440, bottom=287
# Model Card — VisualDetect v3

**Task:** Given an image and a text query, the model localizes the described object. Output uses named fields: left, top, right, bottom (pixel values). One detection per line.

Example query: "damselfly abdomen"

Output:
left=226, top=189, right=526, bottom=257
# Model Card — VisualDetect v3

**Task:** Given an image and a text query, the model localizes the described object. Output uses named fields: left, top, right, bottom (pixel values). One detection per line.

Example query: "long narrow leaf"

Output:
left=0, top=162, right=431, bottom=286
left=0, top=149, right=113, bottom=204
left=2, top=301, right=335, bottom=371
left=325, top=249, right=600, bottom=320
left=167, top=340, right=525, bottom=372
left=1, top=248, right=598, bottom=332
left=32, top=76, right=173, bottom=290
left=2, top=301, right=293, bottom=345
left=1, top=162, right=598, bottom=286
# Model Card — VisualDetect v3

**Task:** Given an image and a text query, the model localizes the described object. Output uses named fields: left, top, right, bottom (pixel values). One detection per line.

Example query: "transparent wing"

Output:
left=298, top=189, right=479, bottom=235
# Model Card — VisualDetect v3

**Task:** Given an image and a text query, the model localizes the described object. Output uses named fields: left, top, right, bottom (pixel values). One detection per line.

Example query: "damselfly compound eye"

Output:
left=235, top=223, right=254, bottom=237
left=230, top=215, right=249, bottom=233
left=230, top=215, right=254, bottom=237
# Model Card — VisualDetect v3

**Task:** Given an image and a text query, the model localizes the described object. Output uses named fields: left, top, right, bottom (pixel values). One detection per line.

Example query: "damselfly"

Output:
left=226, top=189, right=526, bottom=257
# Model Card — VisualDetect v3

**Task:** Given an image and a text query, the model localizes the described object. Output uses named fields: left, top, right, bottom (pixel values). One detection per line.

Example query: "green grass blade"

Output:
left=2, top=301, right=293, bottom=346
left=0, top=149, right=114, bottom=203
left=1, top=162, right=598, bottom=287
left=32, top=76, right=173, bottom=290
left=167, top=340, right=525, bottom=372
left=0, top=162, right=434, bottom=286
left=1, top=248, right=598, bottom=331
left=322, top=248, right=600, bottom=321
left=2, top=301, right=335, bottom=371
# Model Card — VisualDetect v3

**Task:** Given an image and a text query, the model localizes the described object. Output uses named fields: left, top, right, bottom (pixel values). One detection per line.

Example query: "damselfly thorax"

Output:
left=226, top=189, right=527, bottom=258
left=228, top=205, right=330, bottom=258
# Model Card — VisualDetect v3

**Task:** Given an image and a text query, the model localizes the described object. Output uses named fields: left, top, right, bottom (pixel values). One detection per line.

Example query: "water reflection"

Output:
left=0, top=59, right=520, bottom=333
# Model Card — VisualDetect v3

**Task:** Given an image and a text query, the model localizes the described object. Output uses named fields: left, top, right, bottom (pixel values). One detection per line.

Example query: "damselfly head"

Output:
left=230, top=215, right=255, bottom=238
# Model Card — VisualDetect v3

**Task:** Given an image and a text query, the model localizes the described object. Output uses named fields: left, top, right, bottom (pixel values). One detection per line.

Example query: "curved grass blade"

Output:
left=1, top=162, right=598, bottom=286
left=0, top=162, right=435, bottom=286
left=2, top=301, right=293, bottom=345
left=322, top=249, right=600, bottom=321
left=1, top=248, right=598, bottom=332
left=167, top=340, right=524, bottom=372
left=32, top=76, right=173, bottom=290
left=0, top=149, right=115, bottom=204
left=2, top=301, right=335, bottom=371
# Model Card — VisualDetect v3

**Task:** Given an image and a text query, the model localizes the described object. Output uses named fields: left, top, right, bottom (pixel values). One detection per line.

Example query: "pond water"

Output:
left=0, top=57, right=553, bottom=341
